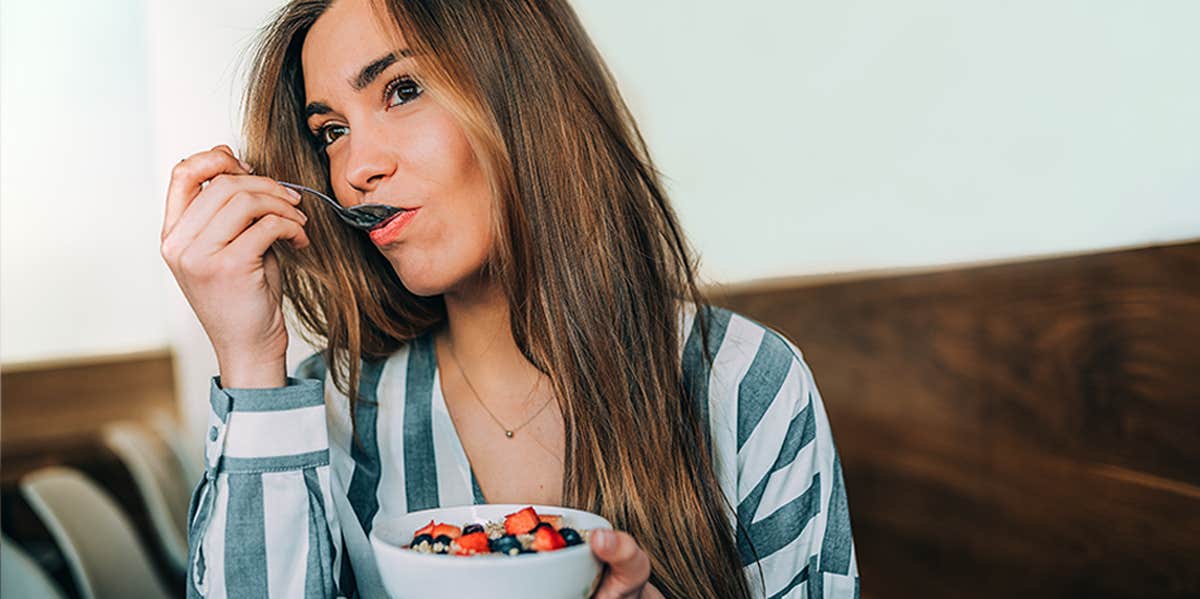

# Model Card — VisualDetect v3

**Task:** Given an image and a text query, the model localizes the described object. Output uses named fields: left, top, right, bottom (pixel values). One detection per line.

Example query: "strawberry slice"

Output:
left=531, top=524, right=567, bottom=552
left=453, top=531, right=491, bottom=555
left=413, top=520, right=436, bottom=539
left=431, top=523, right=462, bottom=540
left=538, top=514, right=564, bottom=529
left=504, top=506, right=541, bottom=536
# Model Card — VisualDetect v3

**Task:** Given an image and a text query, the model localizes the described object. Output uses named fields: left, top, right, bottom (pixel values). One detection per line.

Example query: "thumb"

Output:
left=591, top=530, right=651, bottom=599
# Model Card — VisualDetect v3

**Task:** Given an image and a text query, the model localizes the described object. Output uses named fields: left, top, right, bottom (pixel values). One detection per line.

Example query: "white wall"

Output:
left=1, top=0, right=162, bottom=363
left=2, top=1, right=1197, bottom=440
left=572, top=0, right=1199, bottom=283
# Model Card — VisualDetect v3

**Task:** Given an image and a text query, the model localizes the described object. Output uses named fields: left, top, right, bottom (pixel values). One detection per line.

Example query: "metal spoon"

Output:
left=277, top=181, right=403, bottom=231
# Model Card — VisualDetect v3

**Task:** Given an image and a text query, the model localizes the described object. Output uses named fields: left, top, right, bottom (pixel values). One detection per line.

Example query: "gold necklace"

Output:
left=446, top=340, right=553, bottom=439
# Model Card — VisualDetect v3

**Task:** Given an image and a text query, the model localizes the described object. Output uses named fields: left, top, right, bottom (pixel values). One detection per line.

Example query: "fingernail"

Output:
left=592, top=530, right=612, bottom=551
left=286, top=188, right=302, bottom=201
left=238, top=159, right=253, bottom=173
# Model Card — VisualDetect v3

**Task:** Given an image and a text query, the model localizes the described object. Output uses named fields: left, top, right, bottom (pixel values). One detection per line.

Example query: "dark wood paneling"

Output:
left=711, top=242, right=1200, bottom=598
left=1, top=349, right=177, bottom=462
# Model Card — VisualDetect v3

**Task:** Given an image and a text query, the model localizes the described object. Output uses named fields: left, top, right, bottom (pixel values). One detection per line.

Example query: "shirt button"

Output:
left=208, top=426, right=219, bottom=442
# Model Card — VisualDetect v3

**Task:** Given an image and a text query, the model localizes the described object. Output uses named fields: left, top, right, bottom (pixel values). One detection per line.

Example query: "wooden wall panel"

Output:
left=712, top=242, right=1200, bottom=598
left=1, top=349, right=177, bottom=476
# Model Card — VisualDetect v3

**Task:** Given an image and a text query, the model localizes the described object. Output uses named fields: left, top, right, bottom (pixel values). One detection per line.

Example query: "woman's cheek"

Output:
left=470, top=219, right=496, bottom=267
left=446, top=213, right=491, bottom=271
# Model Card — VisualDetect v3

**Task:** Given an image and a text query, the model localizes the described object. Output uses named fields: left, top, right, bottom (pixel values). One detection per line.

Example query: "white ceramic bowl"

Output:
left=369, top=504, right=612, bottom=599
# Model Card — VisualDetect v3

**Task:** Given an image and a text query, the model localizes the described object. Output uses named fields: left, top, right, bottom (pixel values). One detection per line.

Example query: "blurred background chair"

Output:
left=19, top=467, right=172, bottom=599
left=1, top=350, right=186, bottom=597
left=101, top=418, right=192, bottom=576
left=2, top=532, right=66, bottom=599
left=147, top=410, right=205, bottom=493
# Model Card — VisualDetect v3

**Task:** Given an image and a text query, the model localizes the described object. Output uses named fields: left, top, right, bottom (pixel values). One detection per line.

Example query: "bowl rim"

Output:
left=369, top=503, right=612, bottom=567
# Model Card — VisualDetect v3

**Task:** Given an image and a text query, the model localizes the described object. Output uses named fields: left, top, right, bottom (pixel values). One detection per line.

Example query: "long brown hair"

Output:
left=240, top=1, right=751, bottom=596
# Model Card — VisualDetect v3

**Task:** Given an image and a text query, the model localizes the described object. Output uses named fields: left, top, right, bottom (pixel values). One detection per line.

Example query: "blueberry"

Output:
left=432, top=534, right=453, bottom=554
left=559, top=528, right=583, bottom=546
left=411, top=533, right=433, bottom=548
left=463, top=523, right=485, bottom=536
left=489, top=534, right=522, bottom=556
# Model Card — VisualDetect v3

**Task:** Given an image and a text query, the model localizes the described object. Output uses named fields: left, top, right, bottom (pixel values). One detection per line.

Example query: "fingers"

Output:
left=177, top=213, right=307, bottom=285
left=164, top=175, right=303, bottom=258
left=163, top=145, right=252, bottom=240
left=211, top=144, right=252, bottom=171
left=219, top=213, right=310, bottom=271
left=590, top=530, right=652, bottom=599
left=192, top=189, right=309, bottom=254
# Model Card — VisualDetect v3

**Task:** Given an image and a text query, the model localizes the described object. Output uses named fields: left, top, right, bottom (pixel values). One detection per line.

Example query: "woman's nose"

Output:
left=343, top=126, right=397, bottom=195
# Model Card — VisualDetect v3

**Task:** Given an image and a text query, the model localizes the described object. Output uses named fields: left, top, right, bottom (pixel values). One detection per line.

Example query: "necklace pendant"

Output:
left=505, top=430, right=514, bottom=439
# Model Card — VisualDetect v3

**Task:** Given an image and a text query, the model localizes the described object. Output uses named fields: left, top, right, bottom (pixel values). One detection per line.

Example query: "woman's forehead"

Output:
left=301, top=0, right=408, bottom=94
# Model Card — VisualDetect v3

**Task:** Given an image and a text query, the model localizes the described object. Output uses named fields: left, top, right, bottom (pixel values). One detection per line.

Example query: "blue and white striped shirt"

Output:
left=187, top=303, right=859, bottom=598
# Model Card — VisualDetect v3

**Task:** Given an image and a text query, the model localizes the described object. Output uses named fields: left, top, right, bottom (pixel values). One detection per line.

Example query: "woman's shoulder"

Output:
left=295, top=350, right=329, bottom=381
left=681, top=302, right=820, bottom=446
left=681, top=302, right=810, bottom=382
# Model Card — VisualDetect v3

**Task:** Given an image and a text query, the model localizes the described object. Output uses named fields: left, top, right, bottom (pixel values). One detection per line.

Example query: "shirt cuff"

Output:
left=204, top=376, right=330, bottom=475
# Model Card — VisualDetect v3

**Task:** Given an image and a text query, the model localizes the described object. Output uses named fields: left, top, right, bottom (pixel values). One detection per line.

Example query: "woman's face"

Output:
left=301, top=0, right=493, bottom=297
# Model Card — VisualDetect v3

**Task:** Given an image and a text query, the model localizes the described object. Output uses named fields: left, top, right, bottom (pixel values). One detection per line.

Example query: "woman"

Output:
left=160, top=0, right=858, bottom=597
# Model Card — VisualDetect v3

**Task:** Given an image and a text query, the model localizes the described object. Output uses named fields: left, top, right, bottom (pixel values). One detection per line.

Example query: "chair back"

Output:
left=1, top=533, right=66, bottom=599
left=102, top=420, right=191, bottom=573
left=19, top=467, right=172, bottom=599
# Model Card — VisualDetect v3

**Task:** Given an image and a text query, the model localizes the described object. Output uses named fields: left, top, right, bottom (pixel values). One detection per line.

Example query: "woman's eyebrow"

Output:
left=305, top=102, right=334, bottom=119
left=351, top=48, right=414, bottom=91
left=305, top=48, right=415, bottom=119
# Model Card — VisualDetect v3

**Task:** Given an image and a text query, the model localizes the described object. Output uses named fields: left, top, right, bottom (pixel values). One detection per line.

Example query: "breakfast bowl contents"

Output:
left=405, top=506, right=590, bottom=556
left=369, top=504, right=612, bottom=599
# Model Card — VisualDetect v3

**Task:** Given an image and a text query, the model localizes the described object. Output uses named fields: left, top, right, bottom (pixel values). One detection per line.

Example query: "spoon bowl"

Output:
left=277, top=181, right=403, bottom=231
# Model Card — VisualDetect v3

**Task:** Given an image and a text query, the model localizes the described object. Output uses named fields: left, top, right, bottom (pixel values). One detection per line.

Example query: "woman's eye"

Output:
left=385, top=75, right=423, bottom=108
left=311, top=76, right=422, bottom=149
left=316, top=124, right=347, bottom=147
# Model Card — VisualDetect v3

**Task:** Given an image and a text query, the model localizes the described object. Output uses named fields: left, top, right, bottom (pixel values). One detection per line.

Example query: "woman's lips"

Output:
left=369, top=208, right=419, bottom=246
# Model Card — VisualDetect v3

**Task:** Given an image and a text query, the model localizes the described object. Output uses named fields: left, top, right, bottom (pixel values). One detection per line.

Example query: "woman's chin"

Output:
left=385, top=248, right=491, bottom=299
left=394, top=275, right=448, bottom=298
left=388, top=261, right=456, bottom=298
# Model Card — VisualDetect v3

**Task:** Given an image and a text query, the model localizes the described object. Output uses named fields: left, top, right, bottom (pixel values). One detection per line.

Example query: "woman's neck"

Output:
left=437, top=275, right=544, bottom=403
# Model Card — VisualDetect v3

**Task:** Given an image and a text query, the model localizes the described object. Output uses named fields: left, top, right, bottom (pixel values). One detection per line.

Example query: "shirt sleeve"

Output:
left=186, top=365, right=342, bottom=598
left=735, top=330, right=859, bottom=599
